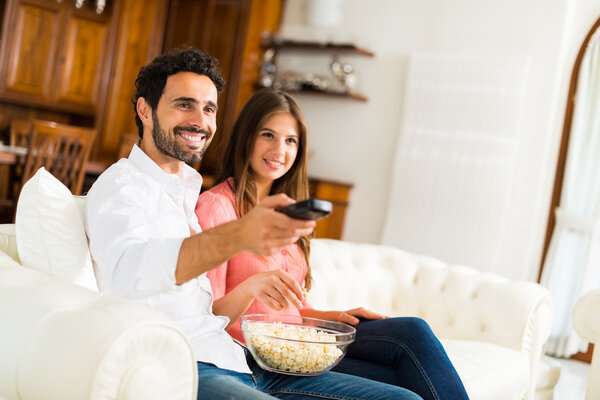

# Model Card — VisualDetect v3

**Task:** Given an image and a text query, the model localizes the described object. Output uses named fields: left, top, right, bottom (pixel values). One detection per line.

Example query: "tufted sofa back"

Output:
left=307, top=239, right=553, bottom=355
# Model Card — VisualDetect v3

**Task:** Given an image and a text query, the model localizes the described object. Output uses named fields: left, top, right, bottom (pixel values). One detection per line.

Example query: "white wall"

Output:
left=277, top=0, right=600, bottom=281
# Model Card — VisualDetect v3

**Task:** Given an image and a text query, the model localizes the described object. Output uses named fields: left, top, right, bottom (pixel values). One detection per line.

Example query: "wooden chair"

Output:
left=21, top=120, right=97, bottom=195
left=118, top=132, right=140, bottom=159
left=0, top=119, right=32, bottom=222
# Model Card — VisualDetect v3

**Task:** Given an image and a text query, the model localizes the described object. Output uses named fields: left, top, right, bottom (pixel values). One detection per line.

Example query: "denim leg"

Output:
left=249, top=358, right=423, bottom=400
left=331, top=318, right=469, bottom=400
left=196, top=361, right=276, bottom=400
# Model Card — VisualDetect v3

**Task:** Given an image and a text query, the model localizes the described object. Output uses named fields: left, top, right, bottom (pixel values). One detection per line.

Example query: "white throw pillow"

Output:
left=15, top=167, right=98, bottom=291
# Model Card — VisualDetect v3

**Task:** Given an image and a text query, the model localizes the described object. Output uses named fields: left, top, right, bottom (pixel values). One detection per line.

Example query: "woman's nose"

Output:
left=272, top=139, right=286, bottom=153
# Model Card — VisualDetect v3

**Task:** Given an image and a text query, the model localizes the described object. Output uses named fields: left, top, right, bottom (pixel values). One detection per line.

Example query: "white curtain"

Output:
left=381, top=54, right=530, bottom=274
left=541, top=28, right=600, bottom=358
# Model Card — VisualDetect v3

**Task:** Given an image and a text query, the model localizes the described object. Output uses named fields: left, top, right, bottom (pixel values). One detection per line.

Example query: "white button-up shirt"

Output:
left=86, top=144, right=251, bottom=374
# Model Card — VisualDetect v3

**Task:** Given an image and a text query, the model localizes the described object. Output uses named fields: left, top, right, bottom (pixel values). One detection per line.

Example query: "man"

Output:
left=86, top=47, right=421, bottom=400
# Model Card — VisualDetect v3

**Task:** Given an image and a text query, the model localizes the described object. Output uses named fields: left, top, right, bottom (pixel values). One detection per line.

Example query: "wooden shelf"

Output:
left=255, top=83, right=367, bottom=102
left=262, top=38, right=374, bottom=57
left=259, top=37, right=373, bottom=102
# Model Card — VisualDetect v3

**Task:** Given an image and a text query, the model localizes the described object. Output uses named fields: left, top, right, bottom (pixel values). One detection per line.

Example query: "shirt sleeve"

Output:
left=86, top=172, right=183, bottom=298
left=196, top=188, right=238, bottom=300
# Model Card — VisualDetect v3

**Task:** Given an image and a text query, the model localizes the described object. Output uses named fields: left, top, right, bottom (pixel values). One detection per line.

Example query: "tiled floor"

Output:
left=550, top=356, right=590, bottom=399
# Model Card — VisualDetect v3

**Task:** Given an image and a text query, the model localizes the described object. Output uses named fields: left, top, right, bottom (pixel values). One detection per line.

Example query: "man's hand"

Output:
left=237, top=194, right=316, bottom=256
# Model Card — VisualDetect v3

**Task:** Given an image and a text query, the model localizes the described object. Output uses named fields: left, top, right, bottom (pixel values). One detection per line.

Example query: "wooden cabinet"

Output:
left=0, top=0, right=112, bottom=115
left=309, top=178, right=353, bottom=240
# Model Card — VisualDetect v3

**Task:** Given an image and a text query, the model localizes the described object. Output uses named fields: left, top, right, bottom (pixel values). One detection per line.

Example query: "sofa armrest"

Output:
left=0, top=257, right=197, bottom=400
left=573, top=289, right=600, bottom=400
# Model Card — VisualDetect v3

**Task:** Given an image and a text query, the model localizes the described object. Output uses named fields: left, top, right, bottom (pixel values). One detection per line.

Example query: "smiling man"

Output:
left=85, top=48, right=422, bottom=400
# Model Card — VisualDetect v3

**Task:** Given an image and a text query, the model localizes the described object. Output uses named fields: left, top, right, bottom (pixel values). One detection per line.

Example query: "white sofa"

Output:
left=0, top=168, right=559, bottom=399
left=0, top=225, right=197, bottom=400
left=573, top=289, right=600, bottom=400
left=307, top=239, right=558, bottom=400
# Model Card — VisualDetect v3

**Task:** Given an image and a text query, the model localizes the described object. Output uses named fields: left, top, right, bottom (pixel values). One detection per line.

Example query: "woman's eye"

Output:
left=286, top=138, right=298, bottom=145
left=260, top=132, right=274, bottom=138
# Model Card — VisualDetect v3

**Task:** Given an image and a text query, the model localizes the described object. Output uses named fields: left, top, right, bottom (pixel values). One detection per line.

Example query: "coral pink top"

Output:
left=195, top=179, right=309, bottom=343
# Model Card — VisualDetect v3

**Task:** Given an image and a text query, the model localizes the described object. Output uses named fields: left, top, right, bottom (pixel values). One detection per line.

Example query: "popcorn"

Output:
left=245, top=322, right=343, bottom=374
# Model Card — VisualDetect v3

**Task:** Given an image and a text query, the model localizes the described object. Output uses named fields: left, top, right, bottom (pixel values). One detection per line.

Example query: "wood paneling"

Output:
left=163, top=0, right=251, bottom=177
left=96, top=0, right=168, bottom=160
left=235, top=0, right=283, bottom=113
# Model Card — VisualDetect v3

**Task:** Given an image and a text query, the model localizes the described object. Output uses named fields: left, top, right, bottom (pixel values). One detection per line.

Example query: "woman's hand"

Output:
left=243, top=269, right=305, bottom=311
left=301, top=307, right=389, bottom=326
left=337, top=307, right=389, bottom=325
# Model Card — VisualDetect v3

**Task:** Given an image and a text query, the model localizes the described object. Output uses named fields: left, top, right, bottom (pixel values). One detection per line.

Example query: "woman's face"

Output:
left=249, top=112, right=299, bottom=187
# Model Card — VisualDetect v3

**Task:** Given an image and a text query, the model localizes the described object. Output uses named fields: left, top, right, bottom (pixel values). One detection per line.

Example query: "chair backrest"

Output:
left=10, top=119, right=32, bottom=148
left=118, top=132, right=139, bottom=159
left=22, top=120, right=97, bottom=195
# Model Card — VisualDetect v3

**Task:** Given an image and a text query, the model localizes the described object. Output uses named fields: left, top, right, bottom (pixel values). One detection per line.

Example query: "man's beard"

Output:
left=151, top=111, right=210, bottom=165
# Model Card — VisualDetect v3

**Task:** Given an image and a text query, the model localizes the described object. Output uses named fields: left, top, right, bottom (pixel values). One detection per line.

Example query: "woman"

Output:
left=196, top=89, right=469, bottom=400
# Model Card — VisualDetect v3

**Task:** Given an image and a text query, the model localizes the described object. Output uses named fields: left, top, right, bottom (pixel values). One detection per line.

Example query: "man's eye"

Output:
left=178, top=103, right=191, bottom=109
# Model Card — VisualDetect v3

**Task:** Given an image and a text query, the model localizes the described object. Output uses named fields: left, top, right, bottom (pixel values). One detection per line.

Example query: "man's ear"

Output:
left=137, top=97, right=153, bottom=127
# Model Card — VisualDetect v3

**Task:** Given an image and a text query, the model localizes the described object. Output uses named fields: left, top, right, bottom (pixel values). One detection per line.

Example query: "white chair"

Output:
left=573, top=289, right=600, bottom=400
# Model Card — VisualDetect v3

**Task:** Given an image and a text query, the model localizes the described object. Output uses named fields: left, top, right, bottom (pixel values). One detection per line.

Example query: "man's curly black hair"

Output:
left=132, top=47, right=225, bottom=138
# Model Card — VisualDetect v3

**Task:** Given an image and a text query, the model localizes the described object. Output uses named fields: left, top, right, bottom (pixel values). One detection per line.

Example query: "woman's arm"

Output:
left=300, top=307, right=388, bottom=325
left=212, top=269, right=306, bottom=329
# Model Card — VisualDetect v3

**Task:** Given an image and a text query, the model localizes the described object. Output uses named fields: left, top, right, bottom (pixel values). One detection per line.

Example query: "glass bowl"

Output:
left=240, top=314, right=355, bottom=376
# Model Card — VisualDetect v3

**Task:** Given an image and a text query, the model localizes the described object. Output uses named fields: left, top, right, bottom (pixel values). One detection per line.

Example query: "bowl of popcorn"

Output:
left=241, top=314, right=356, bottom=376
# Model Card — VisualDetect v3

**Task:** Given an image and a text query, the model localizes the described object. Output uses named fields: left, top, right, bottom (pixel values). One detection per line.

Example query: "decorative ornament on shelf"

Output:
left=57, top=0, right=107, bottom=14
left=259, top=48, right=277, bottom=88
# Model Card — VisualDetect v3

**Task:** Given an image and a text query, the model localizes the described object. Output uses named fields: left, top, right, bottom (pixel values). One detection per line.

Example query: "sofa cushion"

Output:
left=0, top=224, right=19, bottom=263
left=442, top=338, right=530, bottom=400
left=15, top=167, right=97, bottom=291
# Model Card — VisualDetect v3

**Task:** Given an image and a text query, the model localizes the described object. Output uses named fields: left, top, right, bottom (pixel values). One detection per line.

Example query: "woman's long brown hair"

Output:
left=215, top=89, right=312, bottom=290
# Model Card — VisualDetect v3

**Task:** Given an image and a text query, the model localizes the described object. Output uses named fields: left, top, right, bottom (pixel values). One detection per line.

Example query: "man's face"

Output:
left=149, top=72, right=218, bottom=165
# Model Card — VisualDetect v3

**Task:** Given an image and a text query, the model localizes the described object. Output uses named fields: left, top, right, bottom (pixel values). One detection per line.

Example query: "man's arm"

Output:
left=175, top=194, right=315, bottom=285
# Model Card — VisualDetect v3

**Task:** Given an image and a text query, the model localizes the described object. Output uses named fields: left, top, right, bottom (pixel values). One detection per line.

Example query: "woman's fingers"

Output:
left=250, top=270, right=304, bottom=310
left=346, top=307, right=387, bottom=320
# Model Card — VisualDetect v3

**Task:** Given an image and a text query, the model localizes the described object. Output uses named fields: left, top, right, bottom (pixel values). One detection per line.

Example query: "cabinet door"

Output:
left=1, top=0, right=61, bottom=101
left=54, top=9, right=108, bottom=111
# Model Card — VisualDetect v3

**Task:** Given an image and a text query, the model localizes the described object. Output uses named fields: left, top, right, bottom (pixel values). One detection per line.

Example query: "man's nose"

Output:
left=189, top=110, right=210, bottom=130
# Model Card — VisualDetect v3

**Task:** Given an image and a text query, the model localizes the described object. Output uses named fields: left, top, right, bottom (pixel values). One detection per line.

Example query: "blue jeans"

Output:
left=332, top=318, right=469, bottom=400
left=196, top=350, right=423, bottom=399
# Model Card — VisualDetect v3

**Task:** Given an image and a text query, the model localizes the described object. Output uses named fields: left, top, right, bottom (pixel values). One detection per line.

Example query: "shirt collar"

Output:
left=128, top=144, right=203, bottom=196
